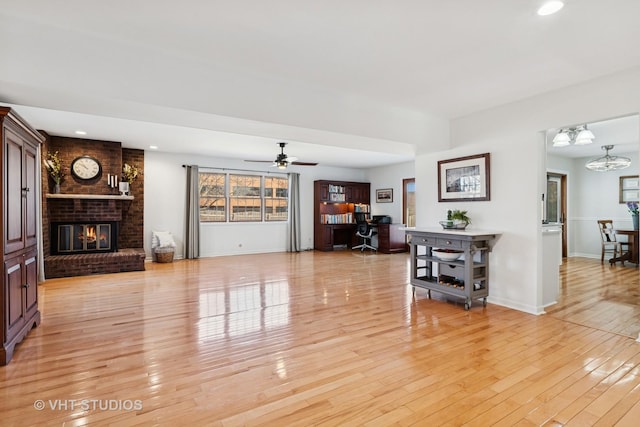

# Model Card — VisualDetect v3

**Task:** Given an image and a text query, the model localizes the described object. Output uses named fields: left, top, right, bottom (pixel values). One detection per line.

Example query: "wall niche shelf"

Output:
left=46, top=194, right=134, bottom=200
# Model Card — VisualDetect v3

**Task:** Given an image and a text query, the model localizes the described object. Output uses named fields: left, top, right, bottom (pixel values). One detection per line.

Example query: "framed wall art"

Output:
left=376, top=188, right=393, bottom=203
left=619, top=175, right=639, bottom=203
left=438, top=153, right=490, bottom=202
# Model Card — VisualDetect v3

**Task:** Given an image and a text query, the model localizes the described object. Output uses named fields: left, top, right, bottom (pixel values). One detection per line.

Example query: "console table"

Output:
left=406, top=228, right=500, bottom=310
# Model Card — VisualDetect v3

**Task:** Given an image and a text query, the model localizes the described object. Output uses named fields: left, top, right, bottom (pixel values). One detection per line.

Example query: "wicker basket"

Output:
left=155, top=247, right=175, bottom=263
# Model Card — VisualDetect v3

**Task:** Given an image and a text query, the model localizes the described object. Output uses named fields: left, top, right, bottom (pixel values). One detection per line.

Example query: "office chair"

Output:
left=352, top=212, right=377, bottom=252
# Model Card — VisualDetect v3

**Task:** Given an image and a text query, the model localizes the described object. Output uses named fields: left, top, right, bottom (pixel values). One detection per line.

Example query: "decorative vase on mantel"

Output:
left=633, top=214, right=639, bottom=231
left=53, top=183, right=60, bottom=194
left=119, top=181, right=130, bottom=196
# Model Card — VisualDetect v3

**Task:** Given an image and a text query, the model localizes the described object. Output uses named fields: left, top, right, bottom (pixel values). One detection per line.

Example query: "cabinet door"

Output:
left=24, top=251, right=38, bottom=318
left=319, top=183, right=329, bottom=201
left=322, top=226, right=333, bottom=248
left=24, top=142, right=39, bottom=248
left=4, top=128, right=25, bottom=254
left=345, top=185, right=354, bottom=202
left=4, top=256, right=25, bottom=341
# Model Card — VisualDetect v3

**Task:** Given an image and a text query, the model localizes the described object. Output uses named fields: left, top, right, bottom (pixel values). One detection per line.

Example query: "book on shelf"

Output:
left=328, top=184, right=345, bottom=194
left=329, top=192, right=346, bottom=202
left=320, top=213, right=353, bottom=224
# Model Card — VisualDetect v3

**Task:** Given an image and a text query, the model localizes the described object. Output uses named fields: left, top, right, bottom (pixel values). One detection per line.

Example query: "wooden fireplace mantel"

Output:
left=46, top=194, right=134, bottom=200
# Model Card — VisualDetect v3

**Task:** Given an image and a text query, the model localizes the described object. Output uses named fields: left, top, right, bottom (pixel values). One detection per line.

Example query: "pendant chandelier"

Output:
left=552, top=125, right=595, bottom=147
left=585, top=145, right=631, bottom=172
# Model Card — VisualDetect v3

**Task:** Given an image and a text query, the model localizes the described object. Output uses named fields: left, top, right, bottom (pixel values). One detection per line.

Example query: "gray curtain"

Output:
left=185, top=165, right=200, bottom=259
left=287, top=172, right=301, bottom=252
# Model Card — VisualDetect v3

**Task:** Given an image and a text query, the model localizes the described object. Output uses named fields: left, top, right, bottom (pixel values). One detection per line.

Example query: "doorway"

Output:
left=547, top=173, right=567, bottom=257
left=403, top=178, right=415, bottom=227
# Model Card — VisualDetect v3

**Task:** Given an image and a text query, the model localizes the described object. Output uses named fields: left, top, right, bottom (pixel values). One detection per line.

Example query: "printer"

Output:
left=371, top=215, right=391, bottom=224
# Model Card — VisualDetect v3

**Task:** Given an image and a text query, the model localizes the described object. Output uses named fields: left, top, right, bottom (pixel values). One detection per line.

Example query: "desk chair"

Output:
left=352, top=213, right=377, bottom=252
left=597, top=219, right=623, bottom=263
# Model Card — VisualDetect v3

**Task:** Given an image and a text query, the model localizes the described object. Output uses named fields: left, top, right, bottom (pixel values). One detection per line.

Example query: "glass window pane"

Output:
left=230, top=175, right=262, bottom=222
left=265, top=177, right=288, bottom=222
left=200, top=173, right=226, bottom=222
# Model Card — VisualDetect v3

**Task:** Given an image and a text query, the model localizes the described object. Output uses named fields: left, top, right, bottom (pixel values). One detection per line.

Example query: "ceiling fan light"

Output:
left=585, top=145, right=631, bottom=172
left=277, top=160, right=288, bottom=169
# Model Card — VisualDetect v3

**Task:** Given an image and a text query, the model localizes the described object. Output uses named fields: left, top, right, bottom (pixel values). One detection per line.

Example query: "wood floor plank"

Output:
left=1, top=253, right=639, bottom=425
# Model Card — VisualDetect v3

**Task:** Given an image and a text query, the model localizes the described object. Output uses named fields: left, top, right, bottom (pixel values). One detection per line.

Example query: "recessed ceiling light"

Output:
left=537, top=1, right=564, bottom=16
left=74, top=130, right=87, bottom=135
left=149, top=145, right=158, bottom=150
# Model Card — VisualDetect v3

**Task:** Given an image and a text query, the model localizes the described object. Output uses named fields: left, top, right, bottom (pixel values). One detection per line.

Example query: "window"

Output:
left=200, top=173, right=226, bottom=222
left=199, top=172, right=288, bottom=223
left=264, top=176, right=288, bottom=221
left=230, top=175, right=262, bottom=222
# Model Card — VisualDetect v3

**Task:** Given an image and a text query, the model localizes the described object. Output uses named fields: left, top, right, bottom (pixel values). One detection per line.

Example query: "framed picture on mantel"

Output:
left=438, top=153, right=491, bottom=202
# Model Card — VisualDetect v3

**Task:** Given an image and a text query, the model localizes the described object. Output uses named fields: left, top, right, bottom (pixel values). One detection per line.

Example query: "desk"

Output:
left=314, top=224, right=356, bottom=251
left=314, top=223, right=408, bottom=252
left=609, top=229, right=639, bottom=265
left=373, top=223, right=407, bottom=253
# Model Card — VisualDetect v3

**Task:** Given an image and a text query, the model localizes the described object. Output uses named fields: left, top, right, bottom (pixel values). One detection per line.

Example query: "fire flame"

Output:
left=79, top=226, right=97, bottom=243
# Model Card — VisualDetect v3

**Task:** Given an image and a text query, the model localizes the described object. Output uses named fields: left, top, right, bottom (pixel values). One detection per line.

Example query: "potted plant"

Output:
left=448, top=209, right=471, bottom=228
left=119, top=163, right=139, bottom=195
left=44, top=151, right=64, bottom=193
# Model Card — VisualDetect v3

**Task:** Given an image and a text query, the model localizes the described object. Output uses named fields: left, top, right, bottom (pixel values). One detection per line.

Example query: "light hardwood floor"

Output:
left=1, top=252, right=639, bottom=426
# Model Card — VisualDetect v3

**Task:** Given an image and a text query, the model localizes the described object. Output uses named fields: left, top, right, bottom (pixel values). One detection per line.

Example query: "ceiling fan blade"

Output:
left=245, top=143, right=317, bottom=167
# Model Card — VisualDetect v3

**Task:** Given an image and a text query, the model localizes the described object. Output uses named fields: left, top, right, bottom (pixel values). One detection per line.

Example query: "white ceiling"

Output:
left=1, top=1, right=640, bottom=167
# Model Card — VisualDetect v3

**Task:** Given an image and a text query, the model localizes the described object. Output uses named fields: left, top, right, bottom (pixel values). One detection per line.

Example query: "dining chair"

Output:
left=597, top=219, right=621, bottom=263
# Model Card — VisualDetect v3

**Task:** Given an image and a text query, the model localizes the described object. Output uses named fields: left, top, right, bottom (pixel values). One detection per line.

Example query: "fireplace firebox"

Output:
left=51, top=222, right=118, bottom=255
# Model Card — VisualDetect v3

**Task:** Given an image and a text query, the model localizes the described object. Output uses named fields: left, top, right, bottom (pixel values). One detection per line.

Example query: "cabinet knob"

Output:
left=22, top=283, right=30, bottom=289
left=22, top=187, right=30, bottom=192
left=446, top=240, right=452, bottom=245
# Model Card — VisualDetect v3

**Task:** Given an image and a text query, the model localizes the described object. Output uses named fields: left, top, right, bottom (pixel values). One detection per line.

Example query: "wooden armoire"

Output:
left=1, top=107, right=44, bottom=365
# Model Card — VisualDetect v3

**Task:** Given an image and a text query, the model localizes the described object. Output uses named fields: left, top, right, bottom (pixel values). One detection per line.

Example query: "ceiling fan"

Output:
left=245, top=142, right=318, bottom=169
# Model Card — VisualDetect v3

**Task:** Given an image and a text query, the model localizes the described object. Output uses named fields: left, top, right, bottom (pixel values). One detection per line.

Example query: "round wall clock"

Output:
left=71, top=155, right=102, bottom=180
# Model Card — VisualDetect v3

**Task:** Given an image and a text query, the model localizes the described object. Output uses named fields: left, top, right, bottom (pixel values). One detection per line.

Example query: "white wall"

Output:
left=420, top=66, right=640, bottom=314
left=365, top=161, right=415, bottom=224
left=143, top=151, right=365, bottom=259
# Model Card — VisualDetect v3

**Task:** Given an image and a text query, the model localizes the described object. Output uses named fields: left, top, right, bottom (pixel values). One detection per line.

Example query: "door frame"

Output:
left=547, top=172, right=568, bottom=257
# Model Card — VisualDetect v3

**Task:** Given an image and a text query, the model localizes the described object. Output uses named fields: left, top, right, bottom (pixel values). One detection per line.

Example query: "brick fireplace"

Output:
left=41, top=134, right=146, bottom=278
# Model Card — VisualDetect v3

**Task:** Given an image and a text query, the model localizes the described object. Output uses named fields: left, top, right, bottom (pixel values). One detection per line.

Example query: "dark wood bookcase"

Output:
left=313, top=180, right=370, bottom=251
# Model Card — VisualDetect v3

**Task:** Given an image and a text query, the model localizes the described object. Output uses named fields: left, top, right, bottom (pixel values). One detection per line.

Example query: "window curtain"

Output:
left=287, top=172, right=301, bottom=252
left=185, top=165, right=200, bottom=259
